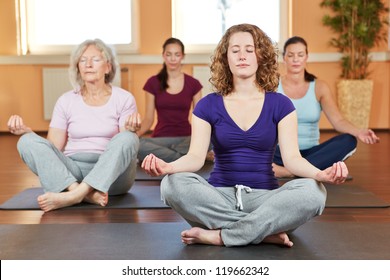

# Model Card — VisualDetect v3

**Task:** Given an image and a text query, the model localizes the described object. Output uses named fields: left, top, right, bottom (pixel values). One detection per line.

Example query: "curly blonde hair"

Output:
left=210, top=24, right=279, bottom=96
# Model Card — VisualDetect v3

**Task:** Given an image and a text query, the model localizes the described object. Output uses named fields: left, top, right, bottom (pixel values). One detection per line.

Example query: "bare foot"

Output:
left=272, top=163, right=294, bottom=178
left=181, top=227, right=224, bottom=246
left=263, top=232, right=293, bottom=247
left=84, top=190, right=108, bottom=206
left=37, top=191, right=83, bottom=212
left=37, top=182, right=101, bottom=212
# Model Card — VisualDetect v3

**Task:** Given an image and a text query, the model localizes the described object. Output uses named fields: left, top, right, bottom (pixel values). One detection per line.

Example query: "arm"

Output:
left=279, top=111, right=348, bottom=184
left=142, top=114, right=211, bottom=176
left=47, top=127, right=67, bottom=151
left=192, top=90, right=202, bottom=108
left=136, top=91, right=156, bottom=137
left=316, top=80, right=379, bottom=144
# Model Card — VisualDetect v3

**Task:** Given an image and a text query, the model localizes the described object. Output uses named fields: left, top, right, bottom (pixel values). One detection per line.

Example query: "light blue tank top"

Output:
left=277, top=80, right=321, bottom=150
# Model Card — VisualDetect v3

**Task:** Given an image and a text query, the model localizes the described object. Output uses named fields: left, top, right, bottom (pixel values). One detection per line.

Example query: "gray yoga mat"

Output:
left=0, top=181, right=168, bottom=210
left=1, top=181, right=388, bottom=210
left=323, top=183, right=390, bottom=208
left=1, top=221, right=389, bottom=260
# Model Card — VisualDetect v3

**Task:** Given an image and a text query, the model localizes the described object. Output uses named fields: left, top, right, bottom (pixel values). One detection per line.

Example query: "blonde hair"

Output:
left=210, top=23, right=279, bottom=96
left=68, top=38, right=119, bottom=90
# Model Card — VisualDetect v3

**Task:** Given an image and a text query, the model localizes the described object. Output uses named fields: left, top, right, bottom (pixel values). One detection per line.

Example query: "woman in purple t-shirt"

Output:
left=137, top=38, right=203, bottom=162
left=142, top=24, right=348, bottom=247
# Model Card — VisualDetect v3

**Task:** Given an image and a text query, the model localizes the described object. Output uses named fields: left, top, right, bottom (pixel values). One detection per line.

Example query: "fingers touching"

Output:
left=125, top=113, right=141, bottom=132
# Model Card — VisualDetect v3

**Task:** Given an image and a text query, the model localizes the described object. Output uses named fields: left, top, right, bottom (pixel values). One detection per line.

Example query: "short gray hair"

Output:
left=69, top=38, right=119, bottom=90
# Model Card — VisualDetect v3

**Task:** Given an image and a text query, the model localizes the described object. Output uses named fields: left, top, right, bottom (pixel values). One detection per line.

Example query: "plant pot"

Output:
left=337, top=79, right=373, bottom=128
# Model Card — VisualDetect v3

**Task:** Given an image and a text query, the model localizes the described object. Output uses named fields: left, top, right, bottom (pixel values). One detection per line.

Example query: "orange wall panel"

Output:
left=139, top=0, right=172, bottom=54
left=292, top=0, right=389, bottom=53
left=0, top=0, right=18, bottom=55
left=0, top=65, right=50, bottom=131
left=292, top=0, right=335, bottom=53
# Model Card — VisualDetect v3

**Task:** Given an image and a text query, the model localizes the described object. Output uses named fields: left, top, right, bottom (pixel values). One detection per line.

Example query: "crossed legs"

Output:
left=17, top=131, right=138, bottom=212
left=273, top=133, right=357, bottom=177
left=161, top=173, right=326, bottom=247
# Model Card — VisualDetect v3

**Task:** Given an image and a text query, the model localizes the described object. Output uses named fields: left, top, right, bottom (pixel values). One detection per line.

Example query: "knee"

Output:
left=118, top=131, right=139, bottom=147
left=346, top=134, right=357, bottom=146
left=17, top=133, right=43, bottom=155
left=310, top=180, right=326, bottom=212
left=161, top=173, right=192, bottom=203
left=342, top=134, right=358, bottom=149
left=112, top=131, right=139, bottom=155
left=300, top=179, right=327, bottom=213
left=161, top=173, right=180, bottom=200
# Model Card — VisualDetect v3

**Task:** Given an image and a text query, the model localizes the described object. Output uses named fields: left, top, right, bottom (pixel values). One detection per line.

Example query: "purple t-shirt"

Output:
left=193, top=92, right=295, bottom=190
left=143, top=74, right=202, bottom=137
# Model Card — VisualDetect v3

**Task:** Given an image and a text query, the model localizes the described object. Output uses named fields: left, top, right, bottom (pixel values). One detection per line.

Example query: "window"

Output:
left=172, top=0, right=289, bottom=53
left=18, top=0, right=139, bottom=55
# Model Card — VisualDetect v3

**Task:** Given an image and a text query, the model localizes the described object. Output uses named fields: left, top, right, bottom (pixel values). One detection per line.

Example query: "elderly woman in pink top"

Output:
left=7, top=39, right=141, bottom=212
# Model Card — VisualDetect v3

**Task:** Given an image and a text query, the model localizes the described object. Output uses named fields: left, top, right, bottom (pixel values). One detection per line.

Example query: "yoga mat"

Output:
left=277, top=179, right=390, bottom=208
left=136, top=162, right=214, bottom=181
left=0, top=181, right=168, bottom=210
left=1, top=221, right=389, bottom=260
left=278, top=174, right=354, bottom=181
left=1, top=181, right=388, bottom=210
left=323, top=183, right=390, bottom=208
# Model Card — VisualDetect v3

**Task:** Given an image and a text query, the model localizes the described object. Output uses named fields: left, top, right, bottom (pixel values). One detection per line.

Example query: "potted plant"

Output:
left=320, top=0, right=389, bottom=128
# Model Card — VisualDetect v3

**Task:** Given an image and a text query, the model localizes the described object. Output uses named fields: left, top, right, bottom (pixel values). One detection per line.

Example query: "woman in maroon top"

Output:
left=137, top=38, right=203, bottom=162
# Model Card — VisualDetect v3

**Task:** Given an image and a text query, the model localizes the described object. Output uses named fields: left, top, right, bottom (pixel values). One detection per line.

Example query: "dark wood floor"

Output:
left=1, top=130, right=389, bottom=225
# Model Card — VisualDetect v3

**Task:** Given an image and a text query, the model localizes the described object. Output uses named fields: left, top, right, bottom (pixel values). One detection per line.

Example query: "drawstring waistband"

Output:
left=234, top=184, right=252, bottom=211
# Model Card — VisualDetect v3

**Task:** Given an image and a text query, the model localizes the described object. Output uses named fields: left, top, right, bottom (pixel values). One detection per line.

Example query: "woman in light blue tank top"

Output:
left=273, top=36, right=380, bottom=178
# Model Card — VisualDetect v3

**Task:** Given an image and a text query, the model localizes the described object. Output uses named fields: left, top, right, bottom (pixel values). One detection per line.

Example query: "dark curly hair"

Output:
left=210, top=24, right=279, bottom=96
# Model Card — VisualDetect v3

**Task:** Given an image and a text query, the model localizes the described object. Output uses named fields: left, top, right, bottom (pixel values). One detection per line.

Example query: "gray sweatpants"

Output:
left=161, top=173, right=326, bottom=247
left=17, top=131, right=139, bottom=195
left=138, top=136, right=190, bottom=162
